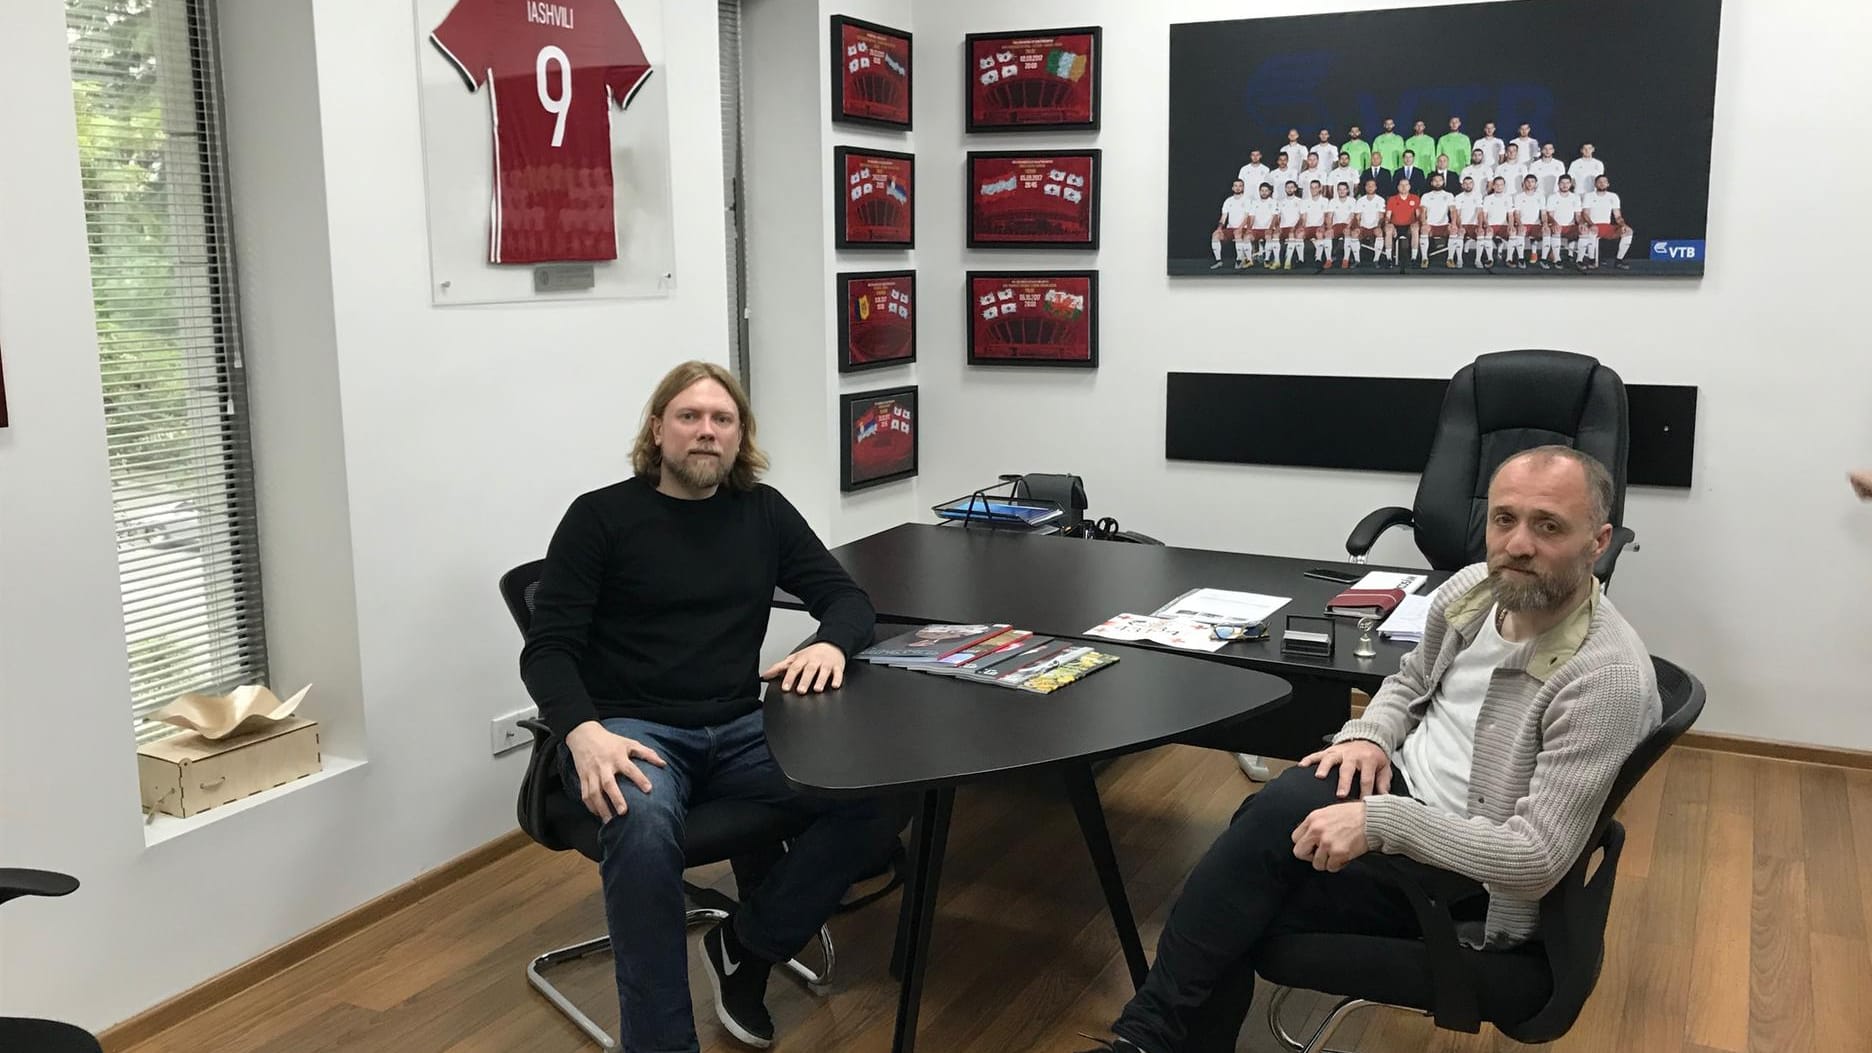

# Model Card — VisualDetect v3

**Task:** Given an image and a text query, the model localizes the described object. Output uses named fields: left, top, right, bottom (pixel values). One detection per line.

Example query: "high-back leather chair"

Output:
left=1345, top=350, right=1636, bottom=583
left=0, top=870, right=104, bottom=1053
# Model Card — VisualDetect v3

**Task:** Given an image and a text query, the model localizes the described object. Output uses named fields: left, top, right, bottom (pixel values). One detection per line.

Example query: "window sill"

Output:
left=142, top=755, right=367, bottom=847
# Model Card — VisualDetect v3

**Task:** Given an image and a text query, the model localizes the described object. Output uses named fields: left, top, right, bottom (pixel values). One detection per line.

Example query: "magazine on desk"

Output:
left=857, top=626, right=1118, bottom=693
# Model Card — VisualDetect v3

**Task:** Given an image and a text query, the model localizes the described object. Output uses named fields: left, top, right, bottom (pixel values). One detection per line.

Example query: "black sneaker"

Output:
left=702, top=922, right=775, bottom=1048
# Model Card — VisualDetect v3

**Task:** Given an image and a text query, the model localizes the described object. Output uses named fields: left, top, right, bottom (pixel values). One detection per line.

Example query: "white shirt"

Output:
left=1460, top=164, right=1494, bottom=193
left=1328, top=166, right=1360, bottom=193
left=1355, top=194, right=1387, bottom=226
left=1515, top=191, right=1546, bottom=223
left=1220, top=193, right=1252, bottom=227
left=1277, top=198, right=1303, bottom=226
left=1528, top=158, right=1567, bottom=198
left=1547, top=191, right=1583, bottom=225
left=1511, top=135, right=1540, bottom=162
left=1454, top=191, right=1485, bottom=223
left=1428, top=168, right=1458, bottom=194
left=1421, top=189, right=1455, bottom=224
left=1482, top=192, right=1514, bottom=225
left=1329, top=197, right=1358, bottom=224
left=1569, top=156, right=1606, bottom=190
left=1584, top=190, right=1622, bottom=223
left=1247, top=198, right=1278, bottom=229
left=1475, top=135, right=1505, bottom=167
left=1281, top=142, right=1310, bottom=171
left=1395, top=604, right=1519, bottom=818
left=1312, top=143, right=1340, bottom=172
left=1299, top=169, right=1328, bottom=196
left=1270, top=169, right=1301, bottom=200
left=1237, top=162, right=1272, bottom=193
left=1301, top=196, right=1330, bottom=225
left=1496, top=161, right=1529, bottom=193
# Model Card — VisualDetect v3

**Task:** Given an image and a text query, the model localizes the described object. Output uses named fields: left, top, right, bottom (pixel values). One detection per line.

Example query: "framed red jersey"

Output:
left=965, top=27, right=1102, bottom=133
left=841, top=386, right=918, bottom=492
left=837, top=270, right=916, bottom=373
left=966, top=271, right=1098, bottom=368
left=831, top=15, right=912, bottom=130
left=835, top=147, right=916, bottom=249
left=967, top=150, right=1100, bottom=249
left=428, top=0, right=654, bottom=265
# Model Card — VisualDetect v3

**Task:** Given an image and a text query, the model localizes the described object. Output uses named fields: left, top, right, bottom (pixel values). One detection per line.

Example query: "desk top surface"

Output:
left=779, top=523, right=1449, bottom=687
left=764, top=625, right=1293, bottom=796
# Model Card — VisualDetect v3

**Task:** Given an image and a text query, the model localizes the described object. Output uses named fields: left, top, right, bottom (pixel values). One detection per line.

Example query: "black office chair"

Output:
left=1248, top=655, right=1705, bottom=1053
left=1010, top=472, right=1164, bottom=545
left=1344, top=350, right=1636, bottom=584
left=0, top=870, right=104, bottom=1053
left=499, top=560, right=835, bottom=1051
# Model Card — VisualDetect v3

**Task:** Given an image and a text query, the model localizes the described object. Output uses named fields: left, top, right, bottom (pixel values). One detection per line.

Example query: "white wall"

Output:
left=909, top=0, right=1872, bottom=750
left=0, top=0, right=734, bottom=1030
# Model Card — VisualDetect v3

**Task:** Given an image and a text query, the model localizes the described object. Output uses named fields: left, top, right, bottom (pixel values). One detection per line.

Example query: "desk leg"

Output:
left=1064, top=763, right=1150, bottom=990
left=892, top=786, right=954, bottom=1053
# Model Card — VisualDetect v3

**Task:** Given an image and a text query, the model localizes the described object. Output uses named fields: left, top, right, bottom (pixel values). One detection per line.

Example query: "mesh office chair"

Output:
left=499, top=560, right=834, bottom=1051
left=1345, top=350, right=1637, bottom=584
left=1246, top=656, right=1705, bottom=1053
left=0, top=870, right=104, bottom=1053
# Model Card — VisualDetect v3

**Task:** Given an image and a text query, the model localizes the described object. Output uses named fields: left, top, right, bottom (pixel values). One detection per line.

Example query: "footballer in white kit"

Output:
left=1280, top=129, right=1310, bottom=173
left=1353, top=183, right=1389, bottom=266
left=1452, top=177, right=1485, bottom=268
left=1480, top=178, right=1515, bottom=267
left=1328, top=184, right=1359, bottom=269
left=1512, top=175, right=1548, bottom=268
left=1543, top=175, right=1585, bottom=269
left=1268, top=159, right=1302, bottom=201
left=1236, top=150, right=1272, bottom=197
left=1246, top=185, right=1280, bottom=265
left=1311, top=128, right=1340, bottom=174
left=1511, top=125, right=1540, bottom=166
left=1582, top=174, right=1634, bottom=269
left=1475, top=122, right=1506, bottom=167
left=1300, top=191, right=1332, bottom=267
left=1212, top=179, right=1254, bottom=269
left=1528, top=143, right=1567, bottom=198
left=1495, top=145, right=1530, bottom=204
left=1276, top=192, right=1305, bottom=269
left=1569, top=143, right=1606, bottom=195
left=1418, top=176, right=1456, bottom=268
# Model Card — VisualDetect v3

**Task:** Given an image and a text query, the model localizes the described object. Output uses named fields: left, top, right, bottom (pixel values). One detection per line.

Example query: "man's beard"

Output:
left=1488, top=550, right=1592, bottom=613
left=664, top=448, right=730, bottom=490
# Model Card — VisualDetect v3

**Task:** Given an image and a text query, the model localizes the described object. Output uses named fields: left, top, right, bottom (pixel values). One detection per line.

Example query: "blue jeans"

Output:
left=558, top=709, right=892, bottom=1053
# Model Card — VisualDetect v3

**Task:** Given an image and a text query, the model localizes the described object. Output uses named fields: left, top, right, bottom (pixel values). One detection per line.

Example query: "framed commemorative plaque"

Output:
left=840, top=386, right=919, bottom=492
left=967, top=150, right=1100, bottom=249
left=966, top=271, right=1098, bottom=368
left=965, top=27, right=1101, bottom=132
left=836, top=146, right=916, bottom=249
left=831, top=15, right=913, bottom=130
left=837, top=271, right=917, bottom=373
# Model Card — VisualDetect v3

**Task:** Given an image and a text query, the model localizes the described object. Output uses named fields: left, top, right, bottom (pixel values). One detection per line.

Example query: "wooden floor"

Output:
left=114, top=745, right=1872, bottom=1053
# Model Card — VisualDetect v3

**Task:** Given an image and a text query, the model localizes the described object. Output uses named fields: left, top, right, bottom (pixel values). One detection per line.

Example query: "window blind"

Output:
left=719, top=0, right=751, bottom=390
left=66, top=0, right=268, bottom=744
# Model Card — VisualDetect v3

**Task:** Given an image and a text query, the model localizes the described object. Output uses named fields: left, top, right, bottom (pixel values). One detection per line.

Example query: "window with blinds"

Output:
left=66, top=0, right=268, bottom=745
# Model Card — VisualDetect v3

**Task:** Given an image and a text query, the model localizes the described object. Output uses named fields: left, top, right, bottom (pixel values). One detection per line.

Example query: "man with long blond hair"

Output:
left=522, top=360, right=896, bottom=1051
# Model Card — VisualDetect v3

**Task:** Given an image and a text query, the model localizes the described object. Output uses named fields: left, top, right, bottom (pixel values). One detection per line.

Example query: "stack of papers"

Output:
left=1377, top=593, right=1432, bottom=643
left=1348, top=571, right=1429, bottom=594
left=856, top=624, right=1121, bottom=694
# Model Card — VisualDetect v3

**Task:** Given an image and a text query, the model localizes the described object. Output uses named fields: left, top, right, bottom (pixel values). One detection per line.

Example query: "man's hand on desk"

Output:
left=565, top=721, right=667, bottom=820
left=1292, top=801, right=1370, bottom=872
left=1299, top=738, right=1393, bottom=798
left=762, top=642, right=847, bottom=694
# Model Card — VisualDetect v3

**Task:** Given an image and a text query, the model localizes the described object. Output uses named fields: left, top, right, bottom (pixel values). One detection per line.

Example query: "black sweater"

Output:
left=520, top=476, right=876, bottom=739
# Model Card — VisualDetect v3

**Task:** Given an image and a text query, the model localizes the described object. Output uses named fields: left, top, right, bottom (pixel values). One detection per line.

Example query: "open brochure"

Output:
left=1150, top=587, right=1291, bottom=625
left=1083, top=612, right=1233, bottom=653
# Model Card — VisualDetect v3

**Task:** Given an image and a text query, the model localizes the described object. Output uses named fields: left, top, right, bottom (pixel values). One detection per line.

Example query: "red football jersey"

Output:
left=430, top=0, right=653, bottom=264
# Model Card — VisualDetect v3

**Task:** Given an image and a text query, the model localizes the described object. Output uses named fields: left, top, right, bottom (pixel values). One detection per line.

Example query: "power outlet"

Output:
left=490, top=706, right=537, bottom=757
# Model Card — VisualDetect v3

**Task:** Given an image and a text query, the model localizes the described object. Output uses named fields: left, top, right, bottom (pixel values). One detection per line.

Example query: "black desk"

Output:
left=779, top=523, right=1449, bottom=760
left=764, top=630, right=1291, bottom=1053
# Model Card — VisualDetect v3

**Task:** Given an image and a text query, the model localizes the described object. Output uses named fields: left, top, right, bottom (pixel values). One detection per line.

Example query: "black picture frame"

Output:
left=840, top=385, right=919, bottom=492
left=964, top=26, right=1102, bottom=133
left=965, top=270, right=1099, bottom=369
left=835, top=146, right=917, bottom=249
left=830, top=15, right=914, bottom=130
left=836, top=270, right=917, bottom=373
left=966, top=149, right=1101, bottom=250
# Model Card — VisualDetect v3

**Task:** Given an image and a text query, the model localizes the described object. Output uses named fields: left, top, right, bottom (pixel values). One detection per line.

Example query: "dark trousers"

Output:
left=558, top=709, right=897, bottom=1053
left=1113, top=766, right=1423, bottom=1053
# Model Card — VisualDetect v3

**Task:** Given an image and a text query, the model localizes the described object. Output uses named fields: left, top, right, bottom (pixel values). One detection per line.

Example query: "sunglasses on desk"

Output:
left=1211, top=621, right=1270, bottom=642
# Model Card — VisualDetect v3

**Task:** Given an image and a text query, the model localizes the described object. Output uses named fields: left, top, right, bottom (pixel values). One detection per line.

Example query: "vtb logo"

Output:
left=1650, top=239, right=1705, bottom=261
